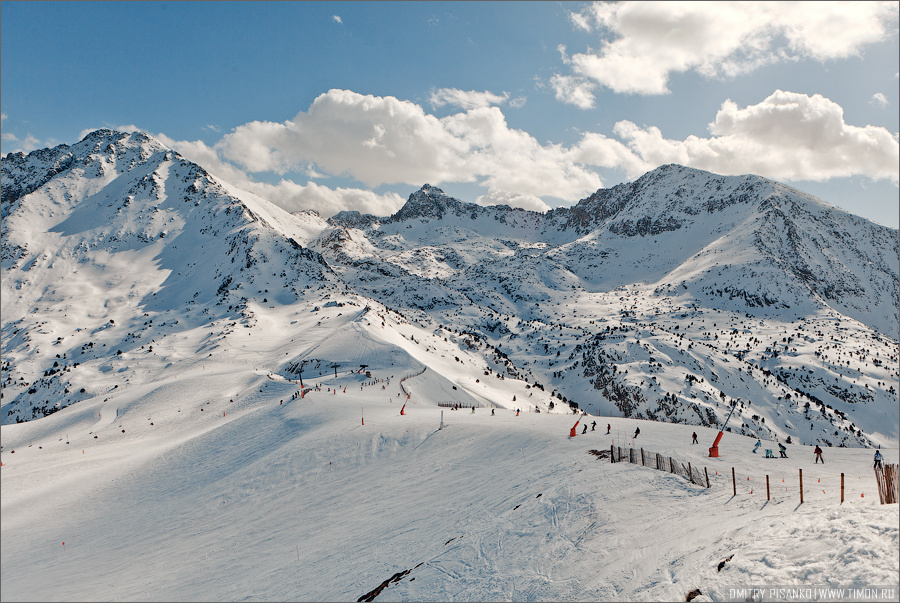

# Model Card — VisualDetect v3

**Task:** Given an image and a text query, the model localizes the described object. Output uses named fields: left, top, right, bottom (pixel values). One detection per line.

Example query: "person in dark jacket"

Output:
left=633, top=426, right=640, bottom=439
left=778, top=442, right=788, bottom=458
left=692, top=432, right=698, bottom=444
left=606, top=424, right=611, bottom=434
left=591, top=420, right=597, bottom=431
left=814, top=445, right=824, bottom=464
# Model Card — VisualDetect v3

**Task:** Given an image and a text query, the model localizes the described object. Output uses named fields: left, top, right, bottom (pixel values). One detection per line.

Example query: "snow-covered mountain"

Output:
left=1, top=130, right=898, bottom=602
left=2, top=130, right=341, bottom=422
left=2, top=130, right=898, bottom=450
left=321, top=173, right=899, bottom=448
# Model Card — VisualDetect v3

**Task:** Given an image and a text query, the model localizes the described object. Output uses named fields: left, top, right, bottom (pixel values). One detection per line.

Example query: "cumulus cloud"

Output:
left=429, top=88, right=510, bottom=110
left=549, top=73, right=597, bottom=110
left=218, top=89, right=607, bottom=204
left=870, top=92, right=889, bottom=107
left=87, top=88, right=895, bottom=220
left=77, top=123, right=143, bottom=141
left=153, top=132, right=404, bottom=217
left=606, top=90, right=899, bottom=184
left=554, top=1, right=900, bottom=104
left=2, top=132, right=48, bottom=153
left=475, top=190, right=550, bottom=213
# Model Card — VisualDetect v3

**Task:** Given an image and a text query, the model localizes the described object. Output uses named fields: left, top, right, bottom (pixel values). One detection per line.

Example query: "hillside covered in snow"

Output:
left=2, top=130, right=898, bottom=448
left=1, top=130, right=898, bottom=600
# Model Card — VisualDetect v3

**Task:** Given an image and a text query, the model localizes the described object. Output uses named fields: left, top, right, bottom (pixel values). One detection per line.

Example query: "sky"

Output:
left=2, top=1, right=898, bottom=227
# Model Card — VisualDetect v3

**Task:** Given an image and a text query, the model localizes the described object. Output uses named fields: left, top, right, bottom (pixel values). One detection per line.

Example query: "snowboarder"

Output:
left=753, top=440, right=761, bottom=454
left=606, top=424, right=611, bottom=435
left=491, top=408, right=495, bottom=416
left=633, top=426, right=640, bottom=439
left=778, top=442, right=788, bottom=458
left=874, top=450, right=883, bottom=470
left=516, top=409, right=520, bottom=416
left=814, top=445, right=824, bottom=464
left=471, top=405, right=475, bottom=414
left=591, top=421, right=597, bottom=431
left=692, top=432, right=698, bottom=444
left=582, top=424, right=587, bottom=434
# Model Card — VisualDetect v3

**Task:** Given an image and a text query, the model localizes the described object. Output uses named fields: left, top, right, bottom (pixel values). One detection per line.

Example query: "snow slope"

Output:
left=1, top=130, right=898, bottom=600
left=1, top=336, right=897, bottom=601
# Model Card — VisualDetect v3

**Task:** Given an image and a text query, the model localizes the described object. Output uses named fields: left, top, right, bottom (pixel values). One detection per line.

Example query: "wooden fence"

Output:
left=610, top=445, right=710, bottom=489
left=436, top=401, right=485, bottom=409
left=875, top=464, right=898, bottom=505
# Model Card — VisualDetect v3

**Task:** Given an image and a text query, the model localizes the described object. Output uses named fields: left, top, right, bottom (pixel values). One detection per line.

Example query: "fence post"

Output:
left=705, top=467, right=710, bottom=489
left=766, top=475, right=770, bottom=501
left=841, top=473, right=844, bottom=504
left=688, top=462, right=692, bottom=483
left=799, top=468, right=803, bottom=504
left=670, top=457, right=675, bottom=473
left=888, top=465, right=898, bottom=504
left=732, top=467, right=736, bottom=496
left=610, top=443, right=614, bottom=463
left=641, top=448, right=645, bottom=466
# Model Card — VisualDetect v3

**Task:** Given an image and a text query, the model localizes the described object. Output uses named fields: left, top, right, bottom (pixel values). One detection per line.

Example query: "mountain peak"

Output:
left=388, top=184, right=470, bottom=222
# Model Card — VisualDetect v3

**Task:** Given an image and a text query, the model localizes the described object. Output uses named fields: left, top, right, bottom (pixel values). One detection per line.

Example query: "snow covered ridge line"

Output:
left=0, top=129, right=897, bottom=451
left=1, top=129, right=342, bottom=423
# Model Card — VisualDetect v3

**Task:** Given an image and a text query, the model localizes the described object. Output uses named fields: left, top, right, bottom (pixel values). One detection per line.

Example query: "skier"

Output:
left=778, top=442, right=788, bottom=458
left=874, top=450, right=883, bottom=470
left=814, top=445, right=824, bottom=464
left=606, top=424, right=611, bottom=435
left=516, top=409, right=520, bottom=416
left=491, top=408, right=495, bottom=416
left=591, top=420, right=597, bottom=432
left=692, top=432, right=698, bottom=444
left=753, top=440, right=761, bottom=454
left=471, top=405, right=475, bottom=414
left=582, top=424, right=587, bottom=434
left=633, top=426, right=640, bottom=439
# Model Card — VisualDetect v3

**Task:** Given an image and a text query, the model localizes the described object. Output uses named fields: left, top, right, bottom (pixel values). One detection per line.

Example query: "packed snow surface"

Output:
left=1, top=304, right=897, bottom=601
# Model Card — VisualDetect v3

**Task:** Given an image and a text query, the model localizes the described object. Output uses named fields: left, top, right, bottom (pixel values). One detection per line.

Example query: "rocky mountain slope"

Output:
left=2, top=130, right=898, bottom=448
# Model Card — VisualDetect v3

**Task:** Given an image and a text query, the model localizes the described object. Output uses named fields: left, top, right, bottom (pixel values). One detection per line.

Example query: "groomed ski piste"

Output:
left=1, top=297, right=897, bottom=602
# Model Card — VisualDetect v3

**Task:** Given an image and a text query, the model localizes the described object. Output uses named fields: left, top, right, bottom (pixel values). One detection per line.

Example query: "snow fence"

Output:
left=610, top=444, right=710, bottom=489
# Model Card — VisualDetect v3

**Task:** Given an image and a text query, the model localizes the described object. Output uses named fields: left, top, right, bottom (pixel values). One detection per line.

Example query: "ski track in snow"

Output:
left=2, top=367, right=896, bottom=601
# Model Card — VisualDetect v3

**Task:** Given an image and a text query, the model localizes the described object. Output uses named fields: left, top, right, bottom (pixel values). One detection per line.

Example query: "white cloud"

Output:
left=606, top=90, right=899, bottom=184
left=332, top=15, right=342, bottom=24
left=2, top=132, right=45, bottom=153
left=870, top=92, right=889, bottom=107
left=218, top=89, right=607, bottom=205
left=476, top=190, right=550, bottom=213
left=554, top=1, right=900, bottom=102
left=204, top=88, right=898, bottom=216
left=78, top=88, right=894, bottom=220
left=77, top=124, right=142, bottom=142
left=429, top=88, right=510, bottom=110
left=153, top=132, right=404, bottom=217
left=1, top=113, right=7, bottom=123
left=549, top=74, right=597, bottom=109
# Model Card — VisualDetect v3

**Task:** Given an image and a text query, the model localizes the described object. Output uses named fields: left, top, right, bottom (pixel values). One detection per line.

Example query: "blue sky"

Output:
left=2, top=1, right=898, bottom=227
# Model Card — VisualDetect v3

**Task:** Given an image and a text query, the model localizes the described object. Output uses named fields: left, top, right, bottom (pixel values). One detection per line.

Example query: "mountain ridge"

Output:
left=2, top=130, right=897, bottom=450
